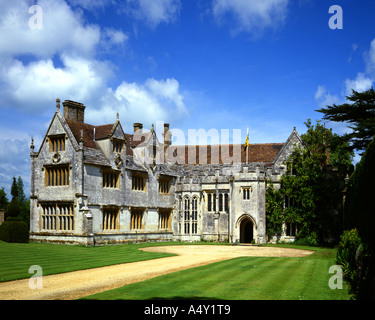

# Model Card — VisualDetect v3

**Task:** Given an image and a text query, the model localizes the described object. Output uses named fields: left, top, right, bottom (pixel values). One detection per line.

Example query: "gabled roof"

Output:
left=65, top=118, right=118, bottom=149
left=41, top=107, right=293, bottom=169
left=272, top=127, right=303, bottom=166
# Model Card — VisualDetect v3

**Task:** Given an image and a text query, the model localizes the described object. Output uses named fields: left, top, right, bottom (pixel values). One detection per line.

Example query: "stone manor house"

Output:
left=29, top=99, right=302, bottom=246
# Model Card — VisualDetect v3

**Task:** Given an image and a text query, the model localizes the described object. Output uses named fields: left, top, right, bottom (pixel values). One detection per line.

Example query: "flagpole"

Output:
left=247, top=127, right=249, bottom=164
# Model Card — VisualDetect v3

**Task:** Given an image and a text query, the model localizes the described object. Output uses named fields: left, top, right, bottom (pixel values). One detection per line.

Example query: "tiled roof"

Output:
left=172, top=143, right=284, bottom=165
left=83, top=147, right=111, bottom=166
left=65, top=118, right=284, bottom=167
left=65, top=119, right=115, bottom=149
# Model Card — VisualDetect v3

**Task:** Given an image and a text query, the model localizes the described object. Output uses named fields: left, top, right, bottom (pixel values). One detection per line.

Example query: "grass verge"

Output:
left=81, top=247, right=350, bottom=300
left=0, top=240, right=184, bottom=282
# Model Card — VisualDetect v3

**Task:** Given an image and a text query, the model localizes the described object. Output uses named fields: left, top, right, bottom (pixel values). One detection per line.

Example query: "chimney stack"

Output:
left=133, top=123, right=143, bottom=133
left=163, top=123, right=172, bottom=146
left=62, top=100, right=86, bottom=123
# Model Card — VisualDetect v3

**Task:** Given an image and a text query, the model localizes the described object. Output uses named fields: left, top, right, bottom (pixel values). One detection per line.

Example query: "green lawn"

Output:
left=0, top=240, right=179, bottom=282
left=0, top=241, right=350, bottom=300
left=82, top=247, right=350, bottom=300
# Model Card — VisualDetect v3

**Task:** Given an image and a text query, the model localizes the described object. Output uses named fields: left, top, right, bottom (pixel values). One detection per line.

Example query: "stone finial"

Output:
left=79, top=129, right=84, bottom=143
left=30, top=136, right=34, bottom=150
left=56, top=98, right=61, bottom=110
left=116, top=112, right=119, bottom=121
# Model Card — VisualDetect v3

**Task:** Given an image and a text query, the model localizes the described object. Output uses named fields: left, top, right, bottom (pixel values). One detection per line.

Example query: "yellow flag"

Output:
left=244, top=127, right=249, bottom=150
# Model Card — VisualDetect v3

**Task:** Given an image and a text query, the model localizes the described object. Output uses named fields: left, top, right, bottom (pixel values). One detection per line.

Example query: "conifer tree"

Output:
left=316, top=87, right=375, bottom=154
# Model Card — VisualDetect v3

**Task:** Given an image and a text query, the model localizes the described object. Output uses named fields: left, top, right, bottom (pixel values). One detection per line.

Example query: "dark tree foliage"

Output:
left=344, top=137, right=375, bottom=245
left=266, top=120, right=352, bottom=244
left=6, top=198, right=20, bottom=218
left=342, top=137, right=375, bottom=299
left=10, top=176, right=18, bottom=199
left=316, top=87, right=375, bottom=154
left=0, top=187, right=8, bottom=210
left=3, top=176, right=30, bottom=227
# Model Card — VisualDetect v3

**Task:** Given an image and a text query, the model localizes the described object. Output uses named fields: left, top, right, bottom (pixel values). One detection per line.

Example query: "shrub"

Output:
left=0, top=218, right=29, bottom=243
left=336, top=229, right=371, bottom=299
left=294, top=232, right=319, bottom=246
left=337, top=229, right=361, bottom=276
left=6, top=198, right=20, bottom=218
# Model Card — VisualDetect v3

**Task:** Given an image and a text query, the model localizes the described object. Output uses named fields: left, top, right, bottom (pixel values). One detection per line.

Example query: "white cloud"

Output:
left=0, top=0, right=188, bottom=195
left=0, top=54, right=112, bottom=112
left=0, top=138, right=31, bottom=196
left=0, top=0, right=101, bottom=59
left=103, top=28, right=128, bottom=45
left=345, top=73, right=373, bottom=96
left=212, top=0, right=289, bottom=34
left=314, top=85, right=341, bottom=108
left=366, top=38, right=375, bottom=75
left=86, top=77, right=188, bottom=127
left=125, top=0, right=181, bottom=27
left=316, top=39, right=375, bottom=112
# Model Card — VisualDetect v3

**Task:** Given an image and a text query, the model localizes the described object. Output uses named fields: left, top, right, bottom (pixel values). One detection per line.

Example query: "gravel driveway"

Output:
left=0, top=245, right=313, bottom=300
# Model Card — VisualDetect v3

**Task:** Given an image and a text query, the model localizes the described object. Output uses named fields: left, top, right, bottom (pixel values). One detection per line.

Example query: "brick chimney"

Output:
left=62, top=100, right=86, bottom=123
left=133, top=123, right=143, bottom=133
left=163, top=123, right=172, bottom=146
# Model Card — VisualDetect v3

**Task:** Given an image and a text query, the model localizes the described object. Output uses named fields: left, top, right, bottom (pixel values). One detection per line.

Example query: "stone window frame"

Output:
left=131, top=172, right=147, bottom=192
left=207, top=192, right=216, bottom=212
left=218, top=192, right=229, bottom=213
left=184, top=196, right=190, bottom=234
left=191, top=196, right=198, bottom=234
left=130, top=207, right=144, bottom=230
left=40, top=202, right=74, bottom=232
left=158, top=208, right=172, bottom=230
left=48, top=134, right=66, bottom=153
left=285, top=222, right=298, bottom=237
left=182, top=195, right=199, bottom=235
left=102, top=206, right=120, bottom=231
left=242, top=187, right=251, bottom=200
left=44, top=164, right=70, bottom=187
left=158, top=175, right=172, bottom=194
left=112, top=138, right=125, bottom=154
left=102, top=170, right=120, bottom=189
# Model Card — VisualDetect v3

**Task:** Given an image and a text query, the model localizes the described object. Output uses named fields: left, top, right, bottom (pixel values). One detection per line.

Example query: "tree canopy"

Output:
left=266, top=120, right=353, bottom=244
left=2, top=176, right=30, bottom=226
left=0, top=187, right=8, bottom=210
left=316, top=87, right=375, bottom=154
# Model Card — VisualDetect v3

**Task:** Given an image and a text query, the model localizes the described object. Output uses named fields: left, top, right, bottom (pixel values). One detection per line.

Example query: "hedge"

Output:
left=0, top=217, right=29, bottom=243
left=341, top=136, right=375, bottom=299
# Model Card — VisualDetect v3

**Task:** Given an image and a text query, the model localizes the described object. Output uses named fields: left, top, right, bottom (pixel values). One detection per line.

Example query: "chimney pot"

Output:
left=62, top=100, right=86, bottom=123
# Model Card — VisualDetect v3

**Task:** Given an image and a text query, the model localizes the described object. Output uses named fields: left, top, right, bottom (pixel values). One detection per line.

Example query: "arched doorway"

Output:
left=240, top=218, right=253, bottom=243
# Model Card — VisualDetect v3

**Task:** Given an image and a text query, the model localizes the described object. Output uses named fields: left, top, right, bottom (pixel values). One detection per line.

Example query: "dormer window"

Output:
left=49, top=135, right=65, bottom=152
left=112, top=139, right=124, bottom=153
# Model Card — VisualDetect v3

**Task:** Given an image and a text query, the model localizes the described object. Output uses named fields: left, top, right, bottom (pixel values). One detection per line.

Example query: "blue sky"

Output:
left=1, top=0, right=375, bottom=197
